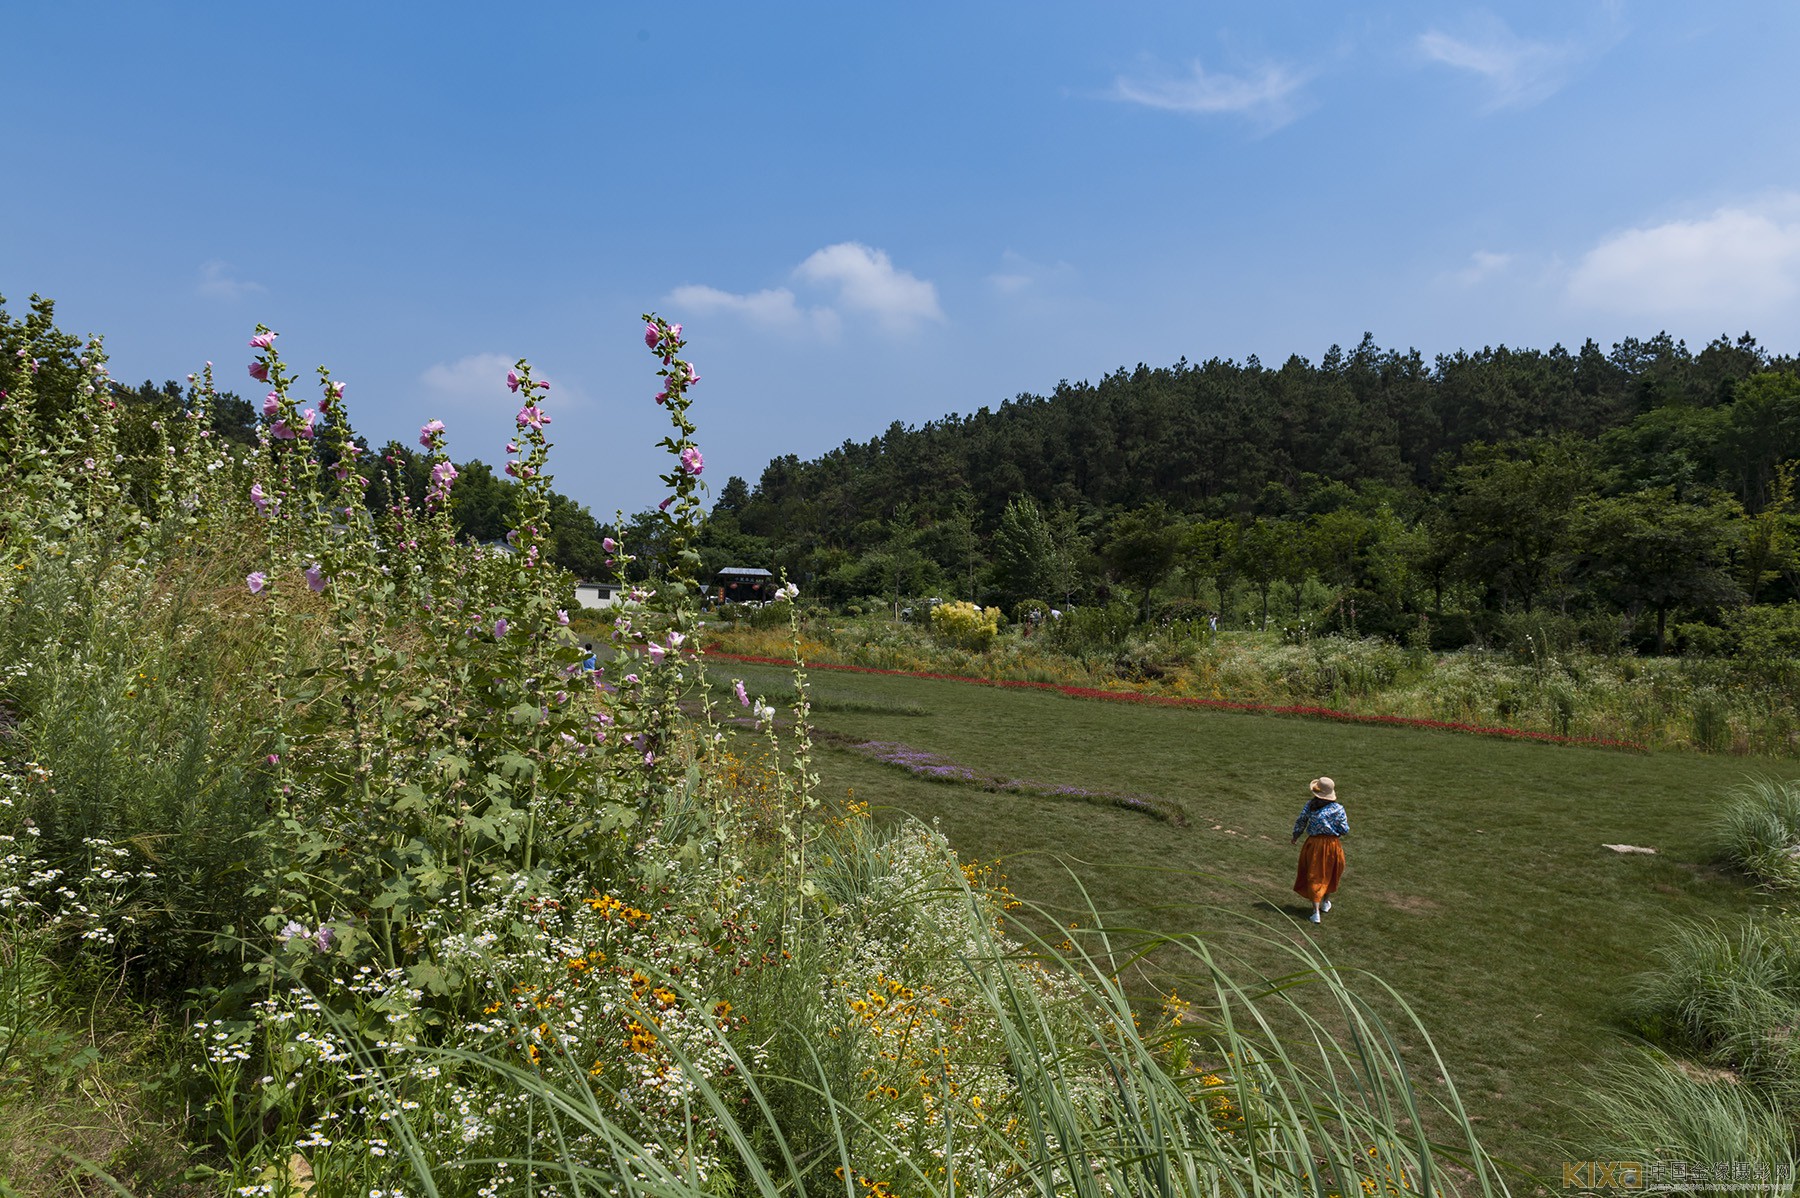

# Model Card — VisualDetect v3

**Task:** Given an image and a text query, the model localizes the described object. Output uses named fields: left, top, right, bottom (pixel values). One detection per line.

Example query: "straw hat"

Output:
left=1309, top=777, right=1337, bottom=801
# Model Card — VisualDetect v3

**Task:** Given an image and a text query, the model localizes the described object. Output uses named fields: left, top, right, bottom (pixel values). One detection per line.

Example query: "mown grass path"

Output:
left=720, top=656, right=1797, bottom=1182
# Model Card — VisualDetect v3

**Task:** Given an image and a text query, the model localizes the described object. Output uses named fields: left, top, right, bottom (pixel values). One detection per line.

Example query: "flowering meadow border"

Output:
left=706, top=649, right=1650, bottom=752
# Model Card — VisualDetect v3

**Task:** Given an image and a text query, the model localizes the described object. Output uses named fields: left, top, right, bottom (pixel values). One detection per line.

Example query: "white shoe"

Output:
left=1322, top=900, right=1332, bottom=913
left=1309, top=911, right=1321, bottom=924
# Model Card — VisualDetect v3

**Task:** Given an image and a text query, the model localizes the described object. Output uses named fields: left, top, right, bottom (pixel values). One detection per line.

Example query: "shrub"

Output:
left=1729, top=604, right=1800, bottom=659
left=1045, top=600, right=1137, bottom=658
left=929, top=599, right=1000, bottom=650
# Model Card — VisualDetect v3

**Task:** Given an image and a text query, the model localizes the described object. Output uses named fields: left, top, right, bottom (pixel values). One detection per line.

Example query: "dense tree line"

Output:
left=689, top=331, right=1800, bottom=655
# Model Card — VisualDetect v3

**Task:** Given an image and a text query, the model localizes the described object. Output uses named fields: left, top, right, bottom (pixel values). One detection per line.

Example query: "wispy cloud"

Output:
left=667, top=242, right=941, bottom=336
left=196, top=259, right=265, bottom=301
left=420, top=352, right=516, bottom=402
left=1111, top=58, right=1308, bottom=129
left=987, top=250, right=1077, bottom=296
left=1416, top=14, right=1592, bottom=110
left=665, top=283, right=839, bottom=336
left=1451, top=250, right=1515, bottom=287
left=1566, top=197, right=1800, bottom=321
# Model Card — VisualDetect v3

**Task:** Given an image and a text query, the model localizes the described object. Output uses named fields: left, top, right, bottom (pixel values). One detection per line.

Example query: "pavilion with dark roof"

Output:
left=712, top=566, right=773, bottom=604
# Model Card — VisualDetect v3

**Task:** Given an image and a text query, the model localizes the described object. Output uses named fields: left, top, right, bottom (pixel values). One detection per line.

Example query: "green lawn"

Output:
left=718, top=657, right=1796, bottom=1183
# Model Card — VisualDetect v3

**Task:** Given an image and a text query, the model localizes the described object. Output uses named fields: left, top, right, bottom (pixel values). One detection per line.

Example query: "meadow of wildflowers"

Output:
left=0, top=300, right=1507, bottom=1195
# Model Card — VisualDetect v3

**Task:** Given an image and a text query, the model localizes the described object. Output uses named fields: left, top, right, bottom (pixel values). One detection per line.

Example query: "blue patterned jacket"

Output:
left=1292, top=800, right=1348, bottom=841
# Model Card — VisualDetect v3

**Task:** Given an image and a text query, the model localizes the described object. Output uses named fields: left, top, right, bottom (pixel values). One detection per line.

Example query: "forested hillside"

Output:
left=695, top=331, right=1800, bottom=653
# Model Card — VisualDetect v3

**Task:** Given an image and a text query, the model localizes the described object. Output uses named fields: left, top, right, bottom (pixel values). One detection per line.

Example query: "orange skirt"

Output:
left=1293, top=835, right=1345, bottom=903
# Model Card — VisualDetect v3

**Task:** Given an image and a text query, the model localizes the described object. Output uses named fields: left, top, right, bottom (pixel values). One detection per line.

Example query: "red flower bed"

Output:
left=705, top=648, right=1648, bottom=752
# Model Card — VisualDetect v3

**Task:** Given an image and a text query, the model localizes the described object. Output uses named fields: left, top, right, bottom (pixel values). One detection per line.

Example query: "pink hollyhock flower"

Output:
left=328, top=380, right=344, bottom=399
left=419, top=419, right=445, bottom=448
left=644, top=322, right=660, bottom=348
left=248, top=361, right=269, bottom=381
left=263, top=392, right=280, bottom=418
left=669, top=323, right=681, bottom=340
left=658, top=497, right=673, bottom=512
left=271, top=419, right=296, bottom=440
left=429, top=460, right=458, bottom=490
left=647, top=643, right=666, bottom=664
left=515, top=404, right=549, bottom=430
left=602, top=537, right=617, bottom=552
left=685, top=363, right=699, bottom=385
left=249, top=332, right=276, bottom=349
left=536, top=379, right=550, bottom=391
left=247, top=571, right=267, bottom=594
left=504, top=461, right=519, bottom=478
left=556, top=609, right=569, bottom=626
left=269, top=755, right=282, bottom=766
left=494, top=617, right=508, bottom=639
left=304, top=563, right=325, bottom=592
left=506, top=369, right=520, bottom=392
left=83, top=457, right=96, bottom=470
left=505, top=442, right=519, bottom=454
left=680, top=446, right=704, bottom=475
left=250, top=483, right=269, bottom=514
left=654, top=390, right=667, bottom=405
left=734, top=679, right=749, bottom=707
left=297, top=409, right=318, bottom=439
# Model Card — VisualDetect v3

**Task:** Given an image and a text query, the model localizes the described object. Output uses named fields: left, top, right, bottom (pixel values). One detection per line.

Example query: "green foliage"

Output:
left=702, top=332, right=1800, bottom=660
left=1043, top=600, right=1137, bottom=659
left=1011, top=597, right=1050, bottom=625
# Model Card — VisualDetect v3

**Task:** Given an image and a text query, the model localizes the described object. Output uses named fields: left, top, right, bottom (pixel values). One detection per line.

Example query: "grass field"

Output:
left=716, top=654, right=1798, bottom=1185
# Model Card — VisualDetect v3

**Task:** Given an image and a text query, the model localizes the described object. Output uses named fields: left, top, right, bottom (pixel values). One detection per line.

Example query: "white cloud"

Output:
left=1452, top=250, right=1515, bottom=287
left=1416, top=16, right=1585, bottom=110
left=1567, top=199, right=1800, bottom=319
left=196, top=259, right=265, bottom=300
left=667, top=243, right=940, bottom=337
left=794, top=243, right=944, bottom=330
left=665, top=283, right=839, bottom=336
left=1111, top=58, right=1307, bottom=128
left=420, top=352, right=517, bottom=401
left=987, top=250, right=1077, bottom=296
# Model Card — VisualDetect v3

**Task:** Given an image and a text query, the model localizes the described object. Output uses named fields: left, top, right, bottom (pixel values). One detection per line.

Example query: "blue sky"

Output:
left=7, top=2, right=1799, bottom=518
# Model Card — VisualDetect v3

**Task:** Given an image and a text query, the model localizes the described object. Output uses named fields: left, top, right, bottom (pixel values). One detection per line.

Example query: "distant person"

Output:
left=1290, top=776, right=1348, bottom=924
left=1207, top=611, right=1218, bottom=633
left=582, top=642, right=597, bottom=673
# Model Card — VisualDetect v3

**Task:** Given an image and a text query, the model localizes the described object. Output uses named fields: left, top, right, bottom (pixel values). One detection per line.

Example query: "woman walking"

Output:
left=1291, top=776, right=1348, bottom=924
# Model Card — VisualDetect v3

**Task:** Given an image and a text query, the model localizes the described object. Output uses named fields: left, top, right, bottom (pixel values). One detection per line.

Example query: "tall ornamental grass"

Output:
left=1715, top=777, right=1800, bottom=891
left=1576, top=1047, right=1797, bottom=1178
